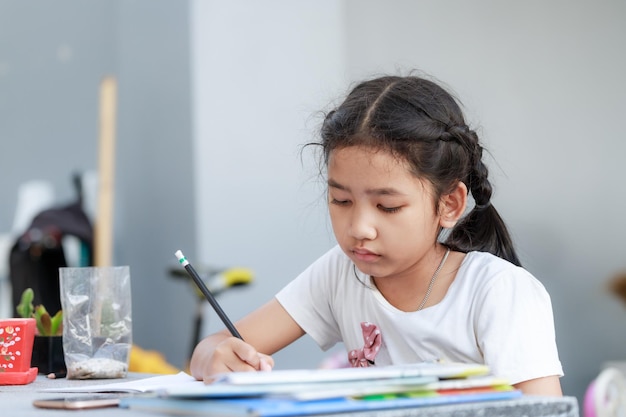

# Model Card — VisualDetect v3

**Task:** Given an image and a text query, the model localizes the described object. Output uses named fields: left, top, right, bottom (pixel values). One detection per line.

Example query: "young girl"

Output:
left=190, top=74, right=564, bottom=396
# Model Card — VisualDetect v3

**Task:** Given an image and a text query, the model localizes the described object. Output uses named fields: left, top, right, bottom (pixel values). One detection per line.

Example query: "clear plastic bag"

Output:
left=59, top=266, right=132, bottom=379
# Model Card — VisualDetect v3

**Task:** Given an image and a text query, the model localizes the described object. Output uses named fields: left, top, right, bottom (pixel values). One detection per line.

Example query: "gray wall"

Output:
left=191, top=0, right=626, bottom=405
left=0, top=0, right=197, bottom=369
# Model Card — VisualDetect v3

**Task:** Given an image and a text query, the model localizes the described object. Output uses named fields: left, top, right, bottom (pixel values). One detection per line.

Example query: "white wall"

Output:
left=191, top=0, right=626, bottom=402
left=190, top=0, right=348, bottom=369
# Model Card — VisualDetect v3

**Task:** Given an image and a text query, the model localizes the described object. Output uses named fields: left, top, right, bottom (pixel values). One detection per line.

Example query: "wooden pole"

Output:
left=94, top=76, right=117, bottom=267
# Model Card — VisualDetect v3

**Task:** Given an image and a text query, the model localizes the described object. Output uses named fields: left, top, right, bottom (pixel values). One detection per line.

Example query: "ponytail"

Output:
left=445, top=204, right=521, bottom=267
left=443, top=142, right=521, bottom=266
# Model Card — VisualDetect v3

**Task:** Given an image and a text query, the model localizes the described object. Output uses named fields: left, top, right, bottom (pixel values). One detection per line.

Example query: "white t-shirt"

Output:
left=275, top=245, right=563, bottom=384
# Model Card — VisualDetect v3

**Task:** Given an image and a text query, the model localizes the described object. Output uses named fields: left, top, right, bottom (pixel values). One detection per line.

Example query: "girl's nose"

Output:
left=349, top=209, right=377, bottom=241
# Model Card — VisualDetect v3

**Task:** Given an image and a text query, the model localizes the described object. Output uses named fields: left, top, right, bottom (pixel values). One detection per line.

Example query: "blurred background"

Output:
left=1, top=0, right=625, bottom=405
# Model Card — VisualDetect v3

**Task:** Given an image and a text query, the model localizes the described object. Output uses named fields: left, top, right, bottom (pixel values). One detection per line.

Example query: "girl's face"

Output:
left=327, top=146, right=443, bottom=280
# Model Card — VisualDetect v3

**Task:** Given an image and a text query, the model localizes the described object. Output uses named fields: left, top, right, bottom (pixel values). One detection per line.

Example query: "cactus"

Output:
left=15, top=288, right=63, bottom=336
left=16, top=287, right=34, bottom=320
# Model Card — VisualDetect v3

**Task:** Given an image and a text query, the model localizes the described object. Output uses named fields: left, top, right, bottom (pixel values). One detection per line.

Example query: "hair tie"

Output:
left=474, top=202, right=491, bottom=210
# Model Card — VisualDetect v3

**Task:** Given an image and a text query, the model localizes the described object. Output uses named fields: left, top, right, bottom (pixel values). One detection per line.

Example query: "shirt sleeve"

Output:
left=275, top=246, right=344, bottom=351
left=473, top=267, right=564, bottom=384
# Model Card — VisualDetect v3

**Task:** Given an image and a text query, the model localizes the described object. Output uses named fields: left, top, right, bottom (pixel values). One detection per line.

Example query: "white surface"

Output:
left=11, top=180, right=55, bottom=235
left=190, top=0, right=345, bottom=370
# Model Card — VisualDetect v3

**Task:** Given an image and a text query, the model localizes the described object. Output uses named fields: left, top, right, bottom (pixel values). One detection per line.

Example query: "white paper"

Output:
left=41, top=371, right=199, bottom=393
left=212, top=362, right=489, bottom=385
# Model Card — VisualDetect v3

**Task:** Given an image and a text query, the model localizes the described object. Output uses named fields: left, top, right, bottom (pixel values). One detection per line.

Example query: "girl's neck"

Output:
left=371, top=247, right=463, bottom=312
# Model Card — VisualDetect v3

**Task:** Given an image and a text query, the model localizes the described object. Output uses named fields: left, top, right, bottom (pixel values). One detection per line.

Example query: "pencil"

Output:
left=175, top=250, right=244, bottom=340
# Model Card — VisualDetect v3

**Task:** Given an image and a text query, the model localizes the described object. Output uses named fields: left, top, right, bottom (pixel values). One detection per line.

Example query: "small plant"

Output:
left=16, top=288, right=63, bottom=336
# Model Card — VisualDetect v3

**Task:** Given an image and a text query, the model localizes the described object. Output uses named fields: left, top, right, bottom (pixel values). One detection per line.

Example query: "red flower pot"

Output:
left=0, top=318, right=37, bottom=385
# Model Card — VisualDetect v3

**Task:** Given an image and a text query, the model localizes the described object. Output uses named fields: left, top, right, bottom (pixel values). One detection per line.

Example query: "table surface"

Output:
left=0, top=372, right=580, bottom=417
left=0, top=373, right=158, bottom=416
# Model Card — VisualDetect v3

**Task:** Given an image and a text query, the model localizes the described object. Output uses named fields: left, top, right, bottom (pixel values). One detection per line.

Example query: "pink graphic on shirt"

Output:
left=348, top=322, right=382, bottom=367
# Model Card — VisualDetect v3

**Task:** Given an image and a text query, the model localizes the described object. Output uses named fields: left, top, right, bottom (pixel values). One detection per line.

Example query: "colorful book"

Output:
left=158, top=362, right=497, bottom=401
left=119, top=389, right=523, bottom=416
left=162, top=375, right=437, bottom=400
left=43, top=362, right=497, bottom=400
left=162, top=375, right=512, bottom=401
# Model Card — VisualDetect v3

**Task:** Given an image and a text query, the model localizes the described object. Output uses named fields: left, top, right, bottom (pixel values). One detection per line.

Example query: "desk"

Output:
left=0, top=373, right=156, bottom=416
left=1, top=373, right=579, bottom=417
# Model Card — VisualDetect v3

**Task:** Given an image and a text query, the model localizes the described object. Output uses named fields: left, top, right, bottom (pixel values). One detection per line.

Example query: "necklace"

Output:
left=417, top=247, right=451, bottom=311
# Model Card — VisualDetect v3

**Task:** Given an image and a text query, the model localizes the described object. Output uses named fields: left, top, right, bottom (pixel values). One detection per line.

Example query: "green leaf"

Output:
left=16, top=288, right=63, bottom=336
left=16, top=288, right=34, bottom=319
left=35, top=305, right=51, bottom=336
left=50, top=310, right=63, bottom=336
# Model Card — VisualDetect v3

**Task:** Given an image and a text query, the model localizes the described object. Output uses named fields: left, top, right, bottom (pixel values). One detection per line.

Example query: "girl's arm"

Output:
left=513, top=375, right=563, bottom=396
left=190, top=298, right=305, bottom=382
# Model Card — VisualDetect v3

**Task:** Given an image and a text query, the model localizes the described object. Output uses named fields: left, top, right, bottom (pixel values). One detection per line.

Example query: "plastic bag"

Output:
left=59, top=266, right=132, bottom=379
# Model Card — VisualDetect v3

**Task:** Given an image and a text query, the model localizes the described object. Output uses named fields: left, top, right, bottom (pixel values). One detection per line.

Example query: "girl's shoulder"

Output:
left=280, top=244, right=370, bottom=304
left=296, top=244, right=357, bottom=285
left=460, top=251, right=527, bottom=276
left=311, top=244, right=353, bottom=271
left=455, top=251, right=546, bottom=295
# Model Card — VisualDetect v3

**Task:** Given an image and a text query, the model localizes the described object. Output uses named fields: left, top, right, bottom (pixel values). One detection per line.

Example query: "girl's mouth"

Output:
left=352, top=248, right=380, bottom=263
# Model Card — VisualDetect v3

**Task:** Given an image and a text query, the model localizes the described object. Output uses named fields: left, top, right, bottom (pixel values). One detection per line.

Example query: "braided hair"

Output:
left=317, top=75, right=521, bottom=266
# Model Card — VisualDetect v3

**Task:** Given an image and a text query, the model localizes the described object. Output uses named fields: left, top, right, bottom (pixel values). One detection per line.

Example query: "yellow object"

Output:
left=192, top=267, right=254, bottom=298
left=129, top=345, right=180, bottom=375
left=222, top=267, right=254, bottom=287
left=95, top=76, right=117, bottom=268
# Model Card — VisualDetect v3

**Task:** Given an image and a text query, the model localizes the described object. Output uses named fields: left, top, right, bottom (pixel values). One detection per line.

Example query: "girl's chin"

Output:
left=353, top=263, right=387, bottom=279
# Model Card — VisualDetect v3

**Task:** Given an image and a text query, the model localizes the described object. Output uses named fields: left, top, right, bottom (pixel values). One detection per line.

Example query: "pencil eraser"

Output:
left=175, top=250, right=190, bottom=267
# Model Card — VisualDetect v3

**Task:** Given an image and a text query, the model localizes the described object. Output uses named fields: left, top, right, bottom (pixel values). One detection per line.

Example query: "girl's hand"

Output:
left=193, top=336, right=275, bottom=383
left=190, top=300, right=304, bottom=383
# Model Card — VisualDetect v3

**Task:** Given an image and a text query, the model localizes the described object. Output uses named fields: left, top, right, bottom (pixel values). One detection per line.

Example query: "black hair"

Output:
left=314, top=74, right=521, bottom=266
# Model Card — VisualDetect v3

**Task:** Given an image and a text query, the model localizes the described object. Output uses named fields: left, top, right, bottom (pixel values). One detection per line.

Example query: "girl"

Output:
left=190, top=74, right=564, bottom=396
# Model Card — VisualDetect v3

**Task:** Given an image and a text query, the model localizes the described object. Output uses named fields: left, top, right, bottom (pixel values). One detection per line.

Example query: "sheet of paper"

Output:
left=212, top=362, right=489, bottom=385
left=41, top=371, right=199, bottom=393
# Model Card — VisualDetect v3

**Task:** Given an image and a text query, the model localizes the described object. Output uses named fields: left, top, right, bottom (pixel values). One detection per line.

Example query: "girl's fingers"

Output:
left=201, top=337, right=275, bottom=383
left=229, top=338, right=275, bottom=371
left=258, top=354, right=274, bottom=371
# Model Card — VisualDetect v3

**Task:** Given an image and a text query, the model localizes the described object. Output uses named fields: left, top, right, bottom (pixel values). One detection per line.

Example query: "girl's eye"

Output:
left=378, top=204, right=401, bottom=213
left=330, top=198, right=350, bottom=206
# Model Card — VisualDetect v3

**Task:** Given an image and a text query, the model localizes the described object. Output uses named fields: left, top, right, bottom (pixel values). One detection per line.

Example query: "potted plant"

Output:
left=15, top=288, right=66, bottom=376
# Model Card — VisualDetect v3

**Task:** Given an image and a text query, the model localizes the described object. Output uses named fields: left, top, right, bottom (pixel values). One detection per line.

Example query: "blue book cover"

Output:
left=119, top=389, right=523, bottom=416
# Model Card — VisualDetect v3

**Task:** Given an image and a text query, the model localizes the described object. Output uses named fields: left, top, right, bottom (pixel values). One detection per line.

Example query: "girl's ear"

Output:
left=439, top=181, right=467, bottom=228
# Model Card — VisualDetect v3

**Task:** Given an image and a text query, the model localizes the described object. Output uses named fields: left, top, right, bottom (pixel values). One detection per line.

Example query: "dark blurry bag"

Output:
left=9, top=200, right=93, bottom=316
